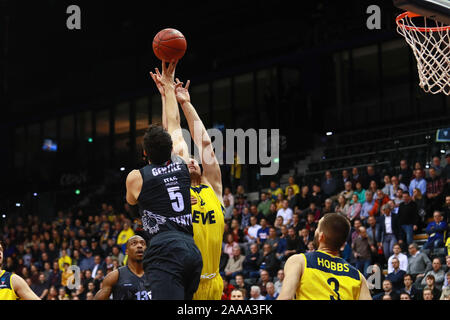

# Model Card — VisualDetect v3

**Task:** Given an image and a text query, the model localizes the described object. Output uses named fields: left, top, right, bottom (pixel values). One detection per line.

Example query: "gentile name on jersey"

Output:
left=168, top=213, right=192, bottom=226
left=152, top=163, right=181, bottom=176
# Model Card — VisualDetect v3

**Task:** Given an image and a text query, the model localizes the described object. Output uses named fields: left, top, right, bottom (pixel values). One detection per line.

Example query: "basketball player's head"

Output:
left=313, top=213, right=350, bottom=253
left=142, top=125, right=173, bottom=165
left=125, top=235, right=147, bottom=263
left=187, top=157, right=202, bottom=182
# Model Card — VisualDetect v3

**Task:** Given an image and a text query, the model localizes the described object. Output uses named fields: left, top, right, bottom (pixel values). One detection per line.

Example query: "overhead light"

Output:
left=326, top=132, right=333, bottom=136
left=15, top=203, right=21, bottom=207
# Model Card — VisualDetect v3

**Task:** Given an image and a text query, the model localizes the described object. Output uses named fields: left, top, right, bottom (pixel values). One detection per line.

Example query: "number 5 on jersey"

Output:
left=167, top=186, right=184, bottom=212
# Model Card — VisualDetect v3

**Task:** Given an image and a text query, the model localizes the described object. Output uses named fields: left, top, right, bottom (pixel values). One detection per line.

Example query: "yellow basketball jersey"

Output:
left=190, top=184, right=224, bottom=281
left=296, top=250, right=362, bottom=300
left=0, top=270, right=19, bottom=300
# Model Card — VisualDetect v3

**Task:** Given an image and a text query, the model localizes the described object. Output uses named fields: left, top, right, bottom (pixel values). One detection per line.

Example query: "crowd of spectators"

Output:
left=0, top=204, right=138, bottom=300
left=219, top=154, right=450, bottom=300
left=1, top=154, right=450, bottom=300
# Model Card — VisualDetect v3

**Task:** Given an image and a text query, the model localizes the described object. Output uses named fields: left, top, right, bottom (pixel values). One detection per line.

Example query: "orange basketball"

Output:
left=152, top=28, right=187, bottom=61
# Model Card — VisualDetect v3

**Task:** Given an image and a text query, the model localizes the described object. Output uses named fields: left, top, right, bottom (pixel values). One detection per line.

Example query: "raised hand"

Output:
left=174, top=78, right=191, bottom=105
left=149, top=60, right=178, bottom=95
left=149, top=67, right=165, bottom=96
left=161, top=59, right=178, bottom=87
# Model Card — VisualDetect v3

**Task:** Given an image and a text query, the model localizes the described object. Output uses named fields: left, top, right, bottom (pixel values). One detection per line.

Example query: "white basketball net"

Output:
left=396, top=13, right=450, bottom=95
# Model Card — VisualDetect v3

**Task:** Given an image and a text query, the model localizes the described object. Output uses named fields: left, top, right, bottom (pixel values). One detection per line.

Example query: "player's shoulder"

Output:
left=201, top=182, right=224, bottom=205
left=127, top=169, right=142, bottom=182
left=10, top=273, right=25, bottom=288
left=191, top=183, right=210, bottom=193
left=103, top=268, right=120, bottom=284
left=287, top=253, right=306, bottom=266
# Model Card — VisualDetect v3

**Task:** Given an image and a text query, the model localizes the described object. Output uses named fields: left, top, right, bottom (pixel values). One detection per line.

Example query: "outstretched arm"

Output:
left=150, top=61, right=189, bottom=162
left=175, top=79, right=222, bottom=201
left=11, top=274, right=40, bottom=300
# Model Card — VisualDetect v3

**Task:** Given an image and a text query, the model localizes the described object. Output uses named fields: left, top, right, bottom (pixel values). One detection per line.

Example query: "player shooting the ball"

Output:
left=150, top=61, right=225, bottom=300
left=126, top=59, right=203, bottom=300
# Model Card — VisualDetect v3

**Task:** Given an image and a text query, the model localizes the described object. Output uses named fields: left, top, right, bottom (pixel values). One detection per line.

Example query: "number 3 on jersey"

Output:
left=167, top=186, right=184, bottom=212
left=327, top=277, right=341, bottom=300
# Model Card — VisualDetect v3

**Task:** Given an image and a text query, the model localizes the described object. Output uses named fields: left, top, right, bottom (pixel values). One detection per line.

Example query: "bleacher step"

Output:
left=414, top=234, right=428, bottom=241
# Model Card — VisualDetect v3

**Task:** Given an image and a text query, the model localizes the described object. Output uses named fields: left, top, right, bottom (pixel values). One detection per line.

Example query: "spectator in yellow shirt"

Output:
left=268, top=181, right=284, bottom=202
left=446, top=237, right=450, bottom=256
left=58, top=249, right=72, bottom=271
left=117, top=221, right=135, bottom=253
left=284, top=176, right=300, bottom=196
left=61, top=263, right=73, bottom=287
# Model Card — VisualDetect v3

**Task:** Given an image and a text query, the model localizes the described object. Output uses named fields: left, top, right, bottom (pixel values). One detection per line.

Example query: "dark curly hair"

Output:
left=142, top=124, right=173, bottom=165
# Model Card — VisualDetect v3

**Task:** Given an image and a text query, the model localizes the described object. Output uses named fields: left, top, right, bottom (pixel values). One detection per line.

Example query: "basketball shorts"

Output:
left=143, top=231, right=203, bottom=300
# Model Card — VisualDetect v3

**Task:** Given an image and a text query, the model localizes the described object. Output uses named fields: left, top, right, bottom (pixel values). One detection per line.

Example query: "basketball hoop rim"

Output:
left=396, top=11, right=450, bottom=32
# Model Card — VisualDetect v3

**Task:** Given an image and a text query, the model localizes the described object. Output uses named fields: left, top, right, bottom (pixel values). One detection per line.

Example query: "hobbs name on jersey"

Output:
left=152, top=163, right=181, bottom=176
left=317, top=257, right=350, bottom=272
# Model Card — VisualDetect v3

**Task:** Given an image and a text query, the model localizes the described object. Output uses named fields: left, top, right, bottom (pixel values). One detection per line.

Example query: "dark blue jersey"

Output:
left=137, top=155, right=193, bottom=241
left=112, top=266, right=148, bottom=300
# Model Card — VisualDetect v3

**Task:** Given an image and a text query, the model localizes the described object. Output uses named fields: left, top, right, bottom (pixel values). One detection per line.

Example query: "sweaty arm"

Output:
left=94, top=269, right=119, bottom=300
left=175, top=79, right=222, bottom=201
left=277, top=254, right=305, bottom=300
left=11, top=274, right=40, bottom=300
